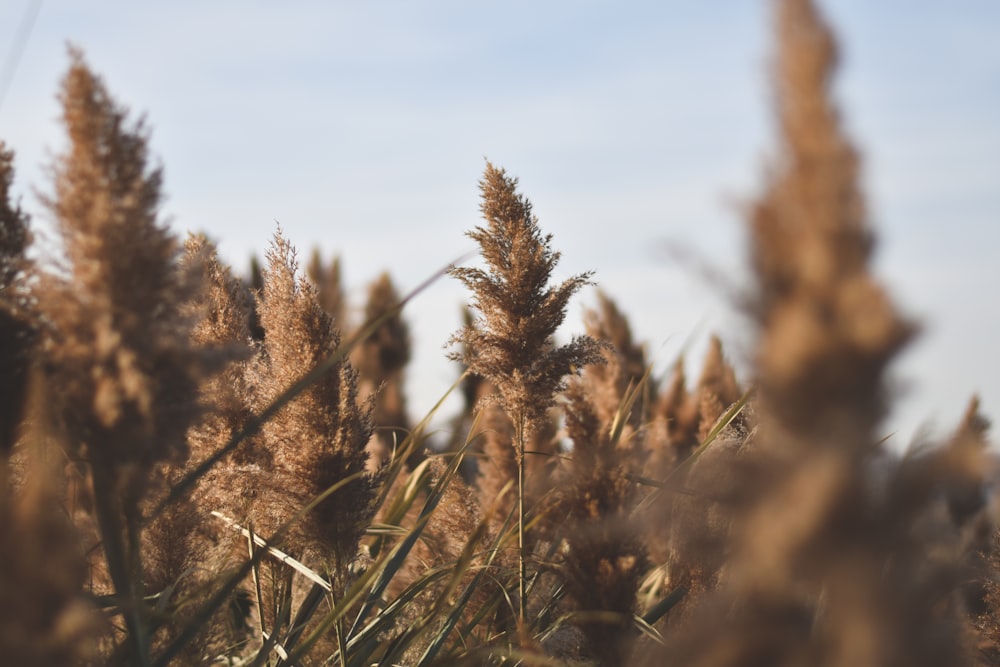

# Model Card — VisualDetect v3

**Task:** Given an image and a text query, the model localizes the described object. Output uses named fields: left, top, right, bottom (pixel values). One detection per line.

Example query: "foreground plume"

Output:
left=652, top=2, right=980, bottom=666
left=36, top=49, right=224, bottom=663
left=0, top=449, right=97, bottom=666
left=40, top=50, right=211, bottom=485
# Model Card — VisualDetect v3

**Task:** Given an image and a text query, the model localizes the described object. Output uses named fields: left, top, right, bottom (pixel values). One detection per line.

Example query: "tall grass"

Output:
left=0, top=1, right=995, bottom=665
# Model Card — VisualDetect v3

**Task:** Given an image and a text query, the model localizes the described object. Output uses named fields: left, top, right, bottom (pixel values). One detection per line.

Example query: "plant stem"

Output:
left=91, top=464, right=150, bottom=667
left=516, top=413, right=526, bottom=627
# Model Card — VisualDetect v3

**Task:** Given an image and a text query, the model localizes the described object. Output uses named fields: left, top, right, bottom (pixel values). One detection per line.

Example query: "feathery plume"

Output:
left=353, top=271, right=413, bottom=468
left=582, top=290, right=653, bottom=453
left=182, top=234, right=259, bottom=469
left=0, top=141, right=33, bottom=453
left=307, top=248, right=346, bottom=328
left=246, top=254, right=266, bottom=341
left=134, top=237, right=260, bottom=661
left=646, top=357, right=699, bottom=473
left=449, top=162, right=606, bottom=442
left=248, top=230, right=379, bottom=573
left=549, top=380, right=648, bottom=664
left=655, top=3, right=970, bottom=666
left=442, top=306, right=495, bottom=482
left=0, top=141, right=30, bottom=297
left=749, top=0, right=913, bottom=444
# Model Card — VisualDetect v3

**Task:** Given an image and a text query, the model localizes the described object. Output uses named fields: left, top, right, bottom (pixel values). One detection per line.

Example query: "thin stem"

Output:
left=336, top=616, right=348, bottom=667
left=91, top=464, right=150, bottom=667
left=515, top=412, right=526, bottom=627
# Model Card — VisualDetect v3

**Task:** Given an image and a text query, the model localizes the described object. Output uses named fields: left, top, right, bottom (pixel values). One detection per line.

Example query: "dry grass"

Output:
left=0, top=1, right=995, bottom=665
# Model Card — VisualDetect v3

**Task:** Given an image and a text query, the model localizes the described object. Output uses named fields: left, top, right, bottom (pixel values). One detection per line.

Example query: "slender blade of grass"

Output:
left=346, top=439, right=473, bottom=638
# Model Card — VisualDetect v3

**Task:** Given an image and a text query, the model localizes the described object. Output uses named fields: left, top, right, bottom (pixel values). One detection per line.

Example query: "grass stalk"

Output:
left=516, top=413, right=527, bottom=628
left=90, top=465, right=150, bottom=667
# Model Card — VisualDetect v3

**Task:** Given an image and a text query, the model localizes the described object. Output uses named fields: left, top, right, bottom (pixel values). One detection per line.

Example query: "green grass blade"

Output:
left=153, top=468, right=371, bottom=667
left=347, top=439, right=473, bottom=638
left=641, top=585, right=687, bottom=627
left=412, top=484, right=516, bottom=666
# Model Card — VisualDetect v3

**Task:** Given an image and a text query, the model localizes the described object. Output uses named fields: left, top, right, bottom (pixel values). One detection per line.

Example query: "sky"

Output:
left=1, top=0, right=998, bottom=446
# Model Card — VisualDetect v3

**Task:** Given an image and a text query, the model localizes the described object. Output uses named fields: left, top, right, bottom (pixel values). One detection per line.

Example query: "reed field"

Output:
left=1, top=0, right=996, bottom=664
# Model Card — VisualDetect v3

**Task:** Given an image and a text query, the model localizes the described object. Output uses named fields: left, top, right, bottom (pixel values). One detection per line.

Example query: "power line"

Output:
left=0, top=0, right=44, bottom=116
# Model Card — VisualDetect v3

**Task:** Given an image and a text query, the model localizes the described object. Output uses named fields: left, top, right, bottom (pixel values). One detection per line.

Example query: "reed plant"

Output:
left=448, top=162, right=606, bottom=627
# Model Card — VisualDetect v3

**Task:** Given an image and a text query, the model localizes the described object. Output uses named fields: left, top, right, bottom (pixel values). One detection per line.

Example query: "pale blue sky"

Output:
left=1, top=1, right=998, bottom=444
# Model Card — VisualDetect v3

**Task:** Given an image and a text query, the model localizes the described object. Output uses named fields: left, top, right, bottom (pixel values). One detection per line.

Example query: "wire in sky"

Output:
left=0, top=0, right=44, bottom=117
